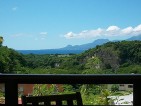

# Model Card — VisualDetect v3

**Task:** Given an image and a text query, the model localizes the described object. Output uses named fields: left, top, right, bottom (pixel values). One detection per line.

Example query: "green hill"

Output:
left=78, top=40, right=141, bottom=74
left=0, top=46, right=26, bottom=73
left=1, top=40, right=141, bottom=74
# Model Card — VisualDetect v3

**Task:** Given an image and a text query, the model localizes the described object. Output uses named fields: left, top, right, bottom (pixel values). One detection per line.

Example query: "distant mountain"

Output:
left=17, top=35, right=141, bottom=54
left=127, top=35, right=141, bottom=41
left=60, top=39, right=109, bottom=50
left=17, top=39, right=109, bottom=54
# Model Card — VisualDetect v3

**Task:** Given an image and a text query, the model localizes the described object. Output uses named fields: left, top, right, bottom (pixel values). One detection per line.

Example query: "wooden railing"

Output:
left=0, top=74, right=141, bottom=105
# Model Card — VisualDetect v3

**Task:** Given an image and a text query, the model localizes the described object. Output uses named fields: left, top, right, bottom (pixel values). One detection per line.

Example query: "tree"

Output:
left=0, top=46, right=26, bottom=73
left=0, top=36, right=3, bottom=46
left=32, top=84, right=58, bottom=96
left=100, top=89, right=112, bottom=105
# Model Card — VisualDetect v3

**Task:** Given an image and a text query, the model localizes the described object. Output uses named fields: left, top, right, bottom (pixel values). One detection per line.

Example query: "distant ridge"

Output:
left=60, top=39, right=109, bottom=50
left=127, top=34, right=141, bottom=41
left=17, top=39, right=109, bottom=54
left=17, top=35, right=141, bottom=54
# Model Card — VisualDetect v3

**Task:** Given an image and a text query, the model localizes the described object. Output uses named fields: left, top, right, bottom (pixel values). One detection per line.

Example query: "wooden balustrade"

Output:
left=0, top=74, right=141, bottom=105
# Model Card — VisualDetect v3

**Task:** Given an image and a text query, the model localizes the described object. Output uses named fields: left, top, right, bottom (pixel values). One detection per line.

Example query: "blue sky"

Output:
left=0, top=0, right=141, bottom=50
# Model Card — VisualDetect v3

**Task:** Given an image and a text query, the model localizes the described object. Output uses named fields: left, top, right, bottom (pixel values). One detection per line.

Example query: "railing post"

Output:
left=5, top=81, right=18, bottom=105
left=133, top=83, right=141, bottom=106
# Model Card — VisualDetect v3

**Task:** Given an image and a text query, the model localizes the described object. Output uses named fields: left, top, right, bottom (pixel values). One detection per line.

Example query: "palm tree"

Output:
left=0, top=36, right=3, bottom=46
left=100, top=89, right=112, bottom=105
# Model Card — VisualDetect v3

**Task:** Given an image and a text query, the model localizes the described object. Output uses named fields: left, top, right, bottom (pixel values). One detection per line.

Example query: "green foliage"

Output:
left=85, top=56, right=101, bottom=69
left=80, top=40, right=141, bottom=74
left=32, top=84, right=59, bottom=96
left=117, top=65, right=141, bottom=74
left=0, top=36, right=3, bottom=46
left=28, top=68, right=75, bottom=74
left=23, top=54, right=64, bottom=69
left=111, top=90, right=131, bottom=96
left=61, top=84, right=75, bottom=94
left=111, top=84, right=119, bottom=92
left=80, top=84, right=113, bottom=105
left=118, top=40, right=141, bottom=64
left=0, top=46, right=26, bottom=73
left=80, top=84, right=102, bottom=95
left=100, top=89, right=112, bottom=105
left=82, top=69, right=103, bottom=74
left=0, top=90, right=4, bottom=97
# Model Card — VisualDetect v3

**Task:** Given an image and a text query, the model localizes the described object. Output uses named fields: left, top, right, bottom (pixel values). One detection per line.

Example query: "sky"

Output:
left=0, top=0, right=141, bottom=50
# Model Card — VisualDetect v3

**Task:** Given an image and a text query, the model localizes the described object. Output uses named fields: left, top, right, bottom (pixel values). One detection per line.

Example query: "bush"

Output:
left=111, top=84, right=119, bottom=92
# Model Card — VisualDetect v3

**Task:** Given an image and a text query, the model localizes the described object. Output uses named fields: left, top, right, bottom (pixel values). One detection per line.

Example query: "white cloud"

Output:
left=105, top=26, right=120, bottom=36
left=133, top=24, right=141, bottom=35
left=106, top=26, right=120, bottom=31
left=64, top=24, right=141, bottom=40
left=39, top=32, right=48, bottom=40
left=12, top=7, right=18, bottom=11
left=40, top=32, right=47, bottom=35
left=41, top=37, right=46, bottom=40
left=11, top=33, right=25, bottom=37
left=121, top=27, right=133, bottom=35
left=64, top=29, right=103, bottom=39
left=64, top=32, right=76, bottom=39
left=10, top=32, right=47, bottom=41
left=134, top=24, right=141, bottom=32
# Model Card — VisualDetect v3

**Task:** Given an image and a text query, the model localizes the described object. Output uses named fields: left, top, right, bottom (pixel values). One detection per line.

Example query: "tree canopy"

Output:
left=0, top=36, right=3, bottom=46
left=0, top=46, right=26, bottom=73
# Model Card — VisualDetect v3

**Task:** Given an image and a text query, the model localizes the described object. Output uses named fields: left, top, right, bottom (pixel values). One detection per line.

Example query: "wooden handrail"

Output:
left=0, top=74, right=141, bottom=105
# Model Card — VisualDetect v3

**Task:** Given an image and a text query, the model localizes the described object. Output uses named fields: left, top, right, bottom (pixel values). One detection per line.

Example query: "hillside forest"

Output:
left=1, top=39, right=141, bottom=74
